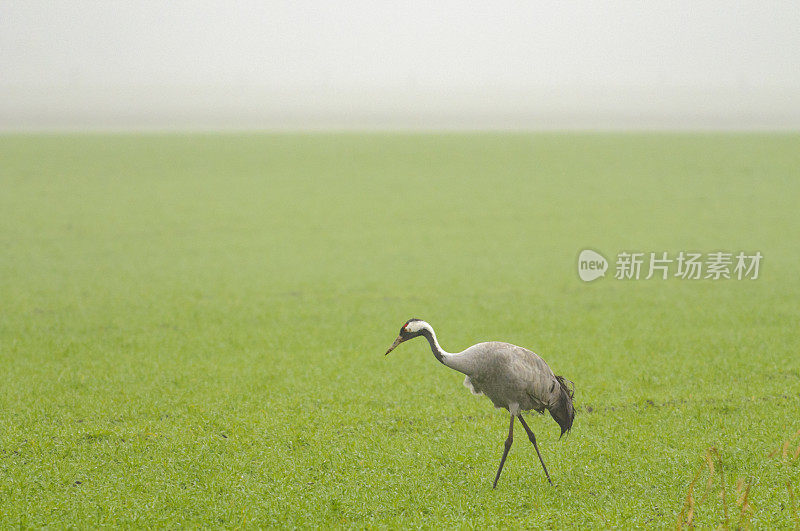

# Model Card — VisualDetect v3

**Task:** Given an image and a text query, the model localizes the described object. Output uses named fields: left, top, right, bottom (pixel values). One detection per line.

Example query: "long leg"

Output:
left=492, top=414, right=514, bottom=489
left=517, top=415, right=553, bottom=485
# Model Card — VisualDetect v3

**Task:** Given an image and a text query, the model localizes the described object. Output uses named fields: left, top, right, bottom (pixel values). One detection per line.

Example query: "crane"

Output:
left=385, top=318, right=574, bottom=488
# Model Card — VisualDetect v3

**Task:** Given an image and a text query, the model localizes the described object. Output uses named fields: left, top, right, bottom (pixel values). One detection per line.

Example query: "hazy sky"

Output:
left=2, top=1, right=799, bottom=129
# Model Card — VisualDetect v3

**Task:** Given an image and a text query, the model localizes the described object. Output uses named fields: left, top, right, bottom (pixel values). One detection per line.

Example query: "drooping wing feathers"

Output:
left=555, top=375, right=575, bottom=399
left=550, top=375, right=575, bottom=437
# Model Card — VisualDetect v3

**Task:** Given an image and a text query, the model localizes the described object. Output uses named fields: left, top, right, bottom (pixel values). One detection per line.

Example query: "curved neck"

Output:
left=420, top=327, right=448, bottom=364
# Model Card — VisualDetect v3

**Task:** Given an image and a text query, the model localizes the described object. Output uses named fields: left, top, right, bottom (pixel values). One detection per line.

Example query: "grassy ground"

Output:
left=1, top=132, right=798, bottom=527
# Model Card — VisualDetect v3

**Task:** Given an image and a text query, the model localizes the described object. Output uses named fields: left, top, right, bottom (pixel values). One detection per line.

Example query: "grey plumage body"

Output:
left=453, top=342, right=564, bottom=416
left=385, top=319, right=575, bottom=488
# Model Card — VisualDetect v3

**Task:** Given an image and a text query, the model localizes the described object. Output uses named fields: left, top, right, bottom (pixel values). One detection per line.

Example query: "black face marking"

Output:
left=394, top=319, right=444, bottom=364
left=399, top=318, right=424, bottom=337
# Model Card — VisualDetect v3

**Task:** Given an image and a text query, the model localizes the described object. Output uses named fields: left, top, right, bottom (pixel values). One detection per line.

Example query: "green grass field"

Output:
left=1, top=133, right=799, bottom=527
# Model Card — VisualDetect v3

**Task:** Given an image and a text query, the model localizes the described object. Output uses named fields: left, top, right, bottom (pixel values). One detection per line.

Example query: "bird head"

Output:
left=385, top=318, right=428, bottom=355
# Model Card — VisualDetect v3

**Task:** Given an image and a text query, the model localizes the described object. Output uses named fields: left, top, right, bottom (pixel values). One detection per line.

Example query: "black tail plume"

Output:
left=548, top=375, right=575, bottom=437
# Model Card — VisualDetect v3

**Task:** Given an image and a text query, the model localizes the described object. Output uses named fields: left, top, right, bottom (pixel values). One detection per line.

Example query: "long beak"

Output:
left=385, top=336, right=404, bottom=355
